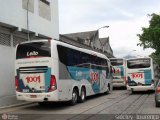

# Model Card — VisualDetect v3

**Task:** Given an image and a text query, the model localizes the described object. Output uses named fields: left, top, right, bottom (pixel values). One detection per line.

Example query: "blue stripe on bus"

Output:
left=113, top=66, right=124, bottom=79
left=127, top=69, right=152, bottom=85
left=45, top=68, right=51, bottom=92
left=144, top=69, right=152, bottom=84
left=119, top=66, right=124, bottom=77
left=17, top=67, right=51, bottom=93
left=67, top=66, right=90, bottom=81
left=67, top=66, right=102, bottom=93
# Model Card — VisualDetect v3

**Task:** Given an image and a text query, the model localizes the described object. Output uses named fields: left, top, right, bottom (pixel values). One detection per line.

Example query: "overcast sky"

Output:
left=58, top=0, right=160, bottom=58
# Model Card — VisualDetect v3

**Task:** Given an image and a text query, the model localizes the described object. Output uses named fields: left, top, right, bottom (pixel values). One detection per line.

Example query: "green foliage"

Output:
left=137, top=13, right=160, bottom=65
left=149, top=52, right=160, bottom=65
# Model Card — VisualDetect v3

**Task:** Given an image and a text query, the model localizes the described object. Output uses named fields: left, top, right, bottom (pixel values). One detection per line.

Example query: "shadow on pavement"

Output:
left=131, top=90, right=155, bottom=95
left=113, top=86, right=127, bottom=90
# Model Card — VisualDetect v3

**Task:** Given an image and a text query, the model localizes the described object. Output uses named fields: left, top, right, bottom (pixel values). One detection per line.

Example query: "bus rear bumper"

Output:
left=113, top=83, right=126, bottom=87
left=127, top=84, right=155, bottom=91
left=112, top=79, right=126, bottom=87
left=16, top=91, right=59, bottom=102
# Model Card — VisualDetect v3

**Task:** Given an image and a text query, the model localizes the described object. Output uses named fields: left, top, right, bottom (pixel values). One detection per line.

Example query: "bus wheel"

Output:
left=79, top=87, right=86, bottom=103
left=70, top=89, right=78, bottom=105
left=104, top=84, right=110, bottom=94
left=156, top=101, right=160, bottom=107
left=131, top=88, right=135, bottom=94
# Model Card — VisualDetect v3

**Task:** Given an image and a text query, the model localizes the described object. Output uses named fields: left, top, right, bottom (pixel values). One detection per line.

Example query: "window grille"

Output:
left=13, top=36, right=27, bottom=47
left=0, top=32, right=11, bottom=46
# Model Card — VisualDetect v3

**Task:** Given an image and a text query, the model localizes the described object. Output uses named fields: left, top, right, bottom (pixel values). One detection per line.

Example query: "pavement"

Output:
left=0, top=95, right=32, bottom=109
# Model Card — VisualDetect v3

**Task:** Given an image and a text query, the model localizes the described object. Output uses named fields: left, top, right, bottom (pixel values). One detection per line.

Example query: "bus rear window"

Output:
left=16, top=42, right=51, bottom=59
left=110, top=59, right=123, bottom=66
left=127, top=58, right=150, bottom=69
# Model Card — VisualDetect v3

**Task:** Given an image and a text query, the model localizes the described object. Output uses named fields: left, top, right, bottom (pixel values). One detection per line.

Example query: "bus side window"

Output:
left=106, top=67, right=109, bottom=77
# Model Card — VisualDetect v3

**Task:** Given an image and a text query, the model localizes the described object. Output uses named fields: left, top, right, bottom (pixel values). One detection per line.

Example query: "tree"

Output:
left=137, top=13, right=160, bottom=65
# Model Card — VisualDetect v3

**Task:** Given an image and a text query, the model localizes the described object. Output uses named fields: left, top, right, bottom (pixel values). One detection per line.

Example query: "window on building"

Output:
left=40, top=0, right=50, bottom=5
left=39, top=0, right=51, bottom=21
left=22, top=0, right=34, bottom=13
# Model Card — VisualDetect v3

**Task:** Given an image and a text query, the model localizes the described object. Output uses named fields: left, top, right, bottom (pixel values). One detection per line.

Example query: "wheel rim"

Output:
left=72, top=91, right=77, bottom=103
left=81, top=90, right=85, bottom=101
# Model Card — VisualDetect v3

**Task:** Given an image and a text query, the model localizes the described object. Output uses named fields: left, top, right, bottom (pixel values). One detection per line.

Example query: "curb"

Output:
left=0, top=102, right=34, bottom=110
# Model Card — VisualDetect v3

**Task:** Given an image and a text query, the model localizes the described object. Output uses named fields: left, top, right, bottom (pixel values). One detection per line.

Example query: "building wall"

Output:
left=0, top=45, right=15, bottom=97
left=0, top=0, right=59, bottom=39
left=0, top=0, right=59, bottom=106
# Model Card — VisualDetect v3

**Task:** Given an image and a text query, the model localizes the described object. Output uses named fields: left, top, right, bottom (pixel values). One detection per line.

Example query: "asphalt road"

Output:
left=0, top=89, right=160, bottom=120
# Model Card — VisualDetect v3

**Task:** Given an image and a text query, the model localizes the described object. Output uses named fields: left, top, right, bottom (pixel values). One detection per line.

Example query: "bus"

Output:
left=110, top=58, right=127, bottom=88
left=15, top=39, right=112, bottom=105
left=126, top=57, right=159, bottom=93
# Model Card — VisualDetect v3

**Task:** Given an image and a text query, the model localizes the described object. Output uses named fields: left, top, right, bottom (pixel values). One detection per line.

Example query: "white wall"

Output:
left=0, top=45, right=15, bottom=97
left=0, top=0, right=59, bottom=39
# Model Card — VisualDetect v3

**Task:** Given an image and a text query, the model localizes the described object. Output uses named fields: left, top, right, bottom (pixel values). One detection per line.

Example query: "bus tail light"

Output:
left=126, top=79, right=128, bottom=84
left=124, top=77, right=127, bottom=85
left=156, top=87, right=160, bottom=93
left=15, top=76, right=20, bottom=92
left=48, top=75, right=57, bottom=92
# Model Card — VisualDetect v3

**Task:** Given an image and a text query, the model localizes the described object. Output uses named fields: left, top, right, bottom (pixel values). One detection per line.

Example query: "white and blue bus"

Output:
left=110, top=58, right=127, bottom=88
left=15, top=39, right=112, bottom=105
left=126, top=57, right=159, bottom=93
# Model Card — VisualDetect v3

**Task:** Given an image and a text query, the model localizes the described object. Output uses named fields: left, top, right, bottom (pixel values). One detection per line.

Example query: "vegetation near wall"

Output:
left=137, top=13, right=160, bottom=65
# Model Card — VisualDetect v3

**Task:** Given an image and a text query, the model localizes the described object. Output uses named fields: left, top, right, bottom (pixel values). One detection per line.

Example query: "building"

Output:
left=0, top=0, right=59, bottom=106
left=0, top=0, right=59, bottom=47
left=99, top=37, right=113, bottom=56
left=60, top=31, right=114, bottom=58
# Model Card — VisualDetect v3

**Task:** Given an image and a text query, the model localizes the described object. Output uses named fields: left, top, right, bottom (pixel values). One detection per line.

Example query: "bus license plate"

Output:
left=30, top=95, right=37, bottom=98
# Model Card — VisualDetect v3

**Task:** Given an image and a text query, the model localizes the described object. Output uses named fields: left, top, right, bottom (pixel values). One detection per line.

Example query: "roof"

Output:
left=99, top=37, right=109, bottom=46
left=61, top=30, right=97, bottom=41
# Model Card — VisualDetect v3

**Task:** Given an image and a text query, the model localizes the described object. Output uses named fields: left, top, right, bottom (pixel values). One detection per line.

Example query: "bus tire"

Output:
left=104, top=84, right=110, bottom=94
left=131, top=88, right=135, bottom=94
left=78, top=87, right=86, bottom=103
left=155, top=101, right=160, bottom=107
left=70, top=89, right=78, bottom=105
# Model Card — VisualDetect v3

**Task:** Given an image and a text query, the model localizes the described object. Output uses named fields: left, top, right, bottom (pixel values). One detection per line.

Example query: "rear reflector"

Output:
left=48, top=75, right=57, bottom=92
left=15, top=76, right=20, bottom=92
left=156, top=87, right=160, bottom=93
left=124, top=77, right=127, bottom=85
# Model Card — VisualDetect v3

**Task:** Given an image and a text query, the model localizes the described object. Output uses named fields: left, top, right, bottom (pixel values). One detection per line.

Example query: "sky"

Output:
left=58, top=0, right=160, bottom=58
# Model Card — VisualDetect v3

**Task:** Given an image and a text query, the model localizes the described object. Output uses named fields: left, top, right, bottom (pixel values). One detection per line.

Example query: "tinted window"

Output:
left=127, top=58, right=150, bottom=69
left=57, top=45, right=108, bottom=68
left=16, top=42, right=51, bottom=59
left=110, top=59, right=123, bottom=66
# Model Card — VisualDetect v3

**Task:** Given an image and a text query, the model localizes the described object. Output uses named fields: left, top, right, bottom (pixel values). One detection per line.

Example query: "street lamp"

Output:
left=127, top=50, right=136, bottom=59
left=91, top=25, right=109, bottom=48
left=97, top=25, right=109, bottom=30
